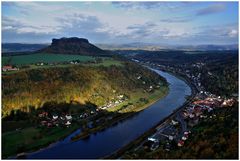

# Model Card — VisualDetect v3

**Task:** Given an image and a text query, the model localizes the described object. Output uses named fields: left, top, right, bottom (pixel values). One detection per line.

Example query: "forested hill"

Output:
left=2, top=62, right=168, bottom=117
left=129, top=50, right=238, bottom=96
left=38, top=37, right=111, bottom=56
left=2, top=43, right=48, bottom=53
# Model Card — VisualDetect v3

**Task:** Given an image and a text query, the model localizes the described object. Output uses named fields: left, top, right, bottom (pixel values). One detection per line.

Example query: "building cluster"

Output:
left=38, top=112, right=73, bottom=128
left=132, top=60, right=238, bottom=153
left=139, top=93, right=237, bottom=152
left=98, top=94, right=127, bottom=110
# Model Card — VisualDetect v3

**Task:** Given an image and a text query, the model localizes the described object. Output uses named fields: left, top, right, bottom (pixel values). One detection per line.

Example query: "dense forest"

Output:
left=2, top=61, right=167, bottom=117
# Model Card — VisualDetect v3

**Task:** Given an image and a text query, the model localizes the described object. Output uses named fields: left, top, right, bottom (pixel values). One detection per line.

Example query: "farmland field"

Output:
left=2, top=53, right=96, bottom=66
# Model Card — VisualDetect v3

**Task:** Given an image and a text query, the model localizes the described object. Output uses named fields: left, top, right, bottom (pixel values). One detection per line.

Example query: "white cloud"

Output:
left=2, top=2, right=238, bottom=44
left=228, top=29, right=238, bottom=37
left=196, top=3, right=226, bottom=16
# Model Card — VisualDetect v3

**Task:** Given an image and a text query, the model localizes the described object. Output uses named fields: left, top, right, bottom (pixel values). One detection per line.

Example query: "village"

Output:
left=36, top=93, right=129, bottom=130
left=137, top=93, right=236, bottom=152
left=129, top=59, right=237, bottom=153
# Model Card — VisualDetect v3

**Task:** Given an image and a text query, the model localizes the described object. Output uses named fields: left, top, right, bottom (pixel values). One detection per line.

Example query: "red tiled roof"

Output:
left=3, top=65, right=13, bottom=69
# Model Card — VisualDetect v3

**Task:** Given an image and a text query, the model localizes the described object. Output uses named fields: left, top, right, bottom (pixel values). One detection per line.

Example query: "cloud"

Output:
left=228, top=29, right=238, bottom=37
left=160, top=16, right=193, bottom=23
left=2, top=16, right=61, bottom=43
left=124, top=22, right=190, bottom=41
left=112, top=2, right=162, bottom=10
left=2, top=16, right=60, bottom=35
left=185, top=23, right=238, bottom=44
left=2, top=2, right=238, bottom=45
left=196, top=4, right=226, bottom=16
left=126, top=22, right=160, bottom=39
left=111, top=2, right=190, bottom=11
left=54, top=13, right=115, bottom=43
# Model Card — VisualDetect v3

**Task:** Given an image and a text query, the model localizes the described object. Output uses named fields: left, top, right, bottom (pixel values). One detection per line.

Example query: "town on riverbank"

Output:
left=111, top=59, right=238, bottom=159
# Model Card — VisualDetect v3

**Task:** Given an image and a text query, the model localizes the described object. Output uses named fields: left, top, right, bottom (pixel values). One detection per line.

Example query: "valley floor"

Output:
left=2, top=84, right=168, bottom=159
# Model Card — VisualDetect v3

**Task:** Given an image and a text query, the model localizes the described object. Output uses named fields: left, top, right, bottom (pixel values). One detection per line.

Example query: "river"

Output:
left=27, top=68, right=192, bottom=159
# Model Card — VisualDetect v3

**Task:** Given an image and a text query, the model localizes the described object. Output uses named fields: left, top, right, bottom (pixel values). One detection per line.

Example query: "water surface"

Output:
left=28, top=69, right=191, bottom=159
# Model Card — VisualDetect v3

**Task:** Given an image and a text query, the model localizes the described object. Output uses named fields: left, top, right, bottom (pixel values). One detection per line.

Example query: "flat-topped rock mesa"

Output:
left=39, top=37, right=107, bottom=56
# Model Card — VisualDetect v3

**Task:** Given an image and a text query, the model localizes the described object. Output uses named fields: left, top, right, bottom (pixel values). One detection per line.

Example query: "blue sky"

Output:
left=2, top=1, right=239, bottom=45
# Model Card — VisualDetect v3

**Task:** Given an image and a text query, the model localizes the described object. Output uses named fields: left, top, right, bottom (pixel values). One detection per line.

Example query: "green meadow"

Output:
left=2, top=53, right=95, bottom=66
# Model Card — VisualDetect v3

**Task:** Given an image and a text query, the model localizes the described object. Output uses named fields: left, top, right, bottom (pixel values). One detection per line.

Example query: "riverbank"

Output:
left=4, top=124, right=80, bottom=159
left=4, top=85, right=169, bottom=159
left=3, top=62, right=169, bottom=159
left=70, top=87, right=169, bottom=141
left=21, top=68, right=191, bottom=159
left=105, top=67, right=197, bottom=159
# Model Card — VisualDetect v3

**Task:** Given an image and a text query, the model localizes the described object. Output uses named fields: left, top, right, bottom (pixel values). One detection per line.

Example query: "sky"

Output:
left=2, top=1, right=239, bottom=45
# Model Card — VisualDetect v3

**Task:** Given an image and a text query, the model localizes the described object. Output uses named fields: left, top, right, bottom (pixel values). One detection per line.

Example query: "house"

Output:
left=52, top=114, right=58, bottom=120
left=2, top=65, right=19, bottom=72
left=2, top=65, right=13, bottom=71
left=65, top=121, right=71, bottom=126
left=182, top=136, right=187, bottom=141
left=184, top=131, right=189, bottom=138
left=171, top=120, right=179, bottom=125
left=148, top=137, right=158, bottom=143
left=182, top=111, right=189, bottom=118
left=189, top=113, right=195, bottom=119
left=65, top=114, right=72, bottom=120
left=168, top=135, right=174, bottom=141
left=178, top=140, right=184, bottom=147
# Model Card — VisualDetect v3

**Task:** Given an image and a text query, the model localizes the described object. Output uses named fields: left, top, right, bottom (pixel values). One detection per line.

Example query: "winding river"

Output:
left=27, top=68, right=192, bottom=159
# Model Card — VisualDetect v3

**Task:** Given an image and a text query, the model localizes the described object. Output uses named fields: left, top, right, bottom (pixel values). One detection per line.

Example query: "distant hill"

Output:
left=2, top=43, right=48, bottom=53
left=96, top=43, right=238, bottom=51
left=39, top=37, right=110, bottom=56
left=174, top=44, right=238, bottom=51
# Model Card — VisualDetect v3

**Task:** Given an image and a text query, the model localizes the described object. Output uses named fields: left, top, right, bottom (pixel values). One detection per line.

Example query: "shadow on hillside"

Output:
left=2, top=100, right=139, bottom=135
left=2, top=100, right=141, bottom=159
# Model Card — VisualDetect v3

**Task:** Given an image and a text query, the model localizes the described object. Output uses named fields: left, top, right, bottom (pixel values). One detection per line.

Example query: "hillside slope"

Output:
left=2, top=62, right=168, bottom=116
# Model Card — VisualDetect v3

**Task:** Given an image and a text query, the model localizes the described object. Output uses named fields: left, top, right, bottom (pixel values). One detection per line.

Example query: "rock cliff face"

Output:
left=39, top=37, right=107, bottom=55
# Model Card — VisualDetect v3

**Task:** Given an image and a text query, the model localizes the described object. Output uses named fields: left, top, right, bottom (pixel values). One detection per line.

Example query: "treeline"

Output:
left=2, top=61, right=167, bottom=117
left=130, top=50, right=237, bottom=65
left=200, top=60, right=238, bottom=96
left=131, top=50, right=238, bottom=96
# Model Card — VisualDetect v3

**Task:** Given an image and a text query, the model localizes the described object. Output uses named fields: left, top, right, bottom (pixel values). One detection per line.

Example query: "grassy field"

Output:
left=3, top=59, right=123, bottom=75
left=107, top=87, right=169, bottom=113
left=89, top=59, right=123, bottom=67
left=2, top=53, right=95, bottom=66
left=2, top=53, right=123, bottom=74
left=2, top=125, right=79, bottom=158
